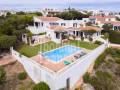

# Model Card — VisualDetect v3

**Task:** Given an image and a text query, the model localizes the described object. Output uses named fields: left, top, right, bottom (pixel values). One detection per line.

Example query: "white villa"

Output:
left=26, top=16, right=102, bottom=45
left=12, top=16, right=109, bottom=90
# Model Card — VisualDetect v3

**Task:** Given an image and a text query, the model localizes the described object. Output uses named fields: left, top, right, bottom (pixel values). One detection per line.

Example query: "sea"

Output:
left=0, top=2, right=120, bottom=12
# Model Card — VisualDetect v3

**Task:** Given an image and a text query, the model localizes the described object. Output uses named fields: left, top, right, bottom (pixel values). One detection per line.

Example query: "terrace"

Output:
left=17, top=40, right=99, bottom=72
left=18, top=40, right=98, bottom=57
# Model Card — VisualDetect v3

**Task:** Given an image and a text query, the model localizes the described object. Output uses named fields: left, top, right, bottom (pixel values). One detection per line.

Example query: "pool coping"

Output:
left=40, top=45, right=83, bottom=63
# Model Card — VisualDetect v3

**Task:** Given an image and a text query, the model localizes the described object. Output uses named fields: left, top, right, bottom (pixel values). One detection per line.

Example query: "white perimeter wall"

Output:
left=11, top=43, right=108, bottom=90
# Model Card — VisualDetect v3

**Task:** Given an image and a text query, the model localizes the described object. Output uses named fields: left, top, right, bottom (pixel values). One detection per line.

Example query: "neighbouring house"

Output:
left=101, top=21, right=120, bottom=31
left=26, top=16, right=102, bottom=44
left=89, top=15, right=120, bottom=31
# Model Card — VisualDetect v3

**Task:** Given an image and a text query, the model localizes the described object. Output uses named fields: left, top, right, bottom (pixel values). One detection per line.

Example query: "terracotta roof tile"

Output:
left=79, top=26, right=101, bottom=31
left=49, top=26, right=66, bottom=31
left=89, top=15, right=116, bottom=19
left=101, top=21, right=120, bottom=26
left=38, top=16, right=63, bottom=21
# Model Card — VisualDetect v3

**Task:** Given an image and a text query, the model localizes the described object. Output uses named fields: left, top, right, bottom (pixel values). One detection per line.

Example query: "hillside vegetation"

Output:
left=83, top=48, right=120, bottom=90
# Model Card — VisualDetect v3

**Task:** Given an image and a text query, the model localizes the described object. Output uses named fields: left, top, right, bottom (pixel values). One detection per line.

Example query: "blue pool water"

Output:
left=42, top=45, right=81, bottom=62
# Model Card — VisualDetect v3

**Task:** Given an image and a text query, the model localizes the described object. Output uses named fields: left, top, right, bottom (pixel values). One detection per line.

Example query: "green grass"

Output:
left=67, top=40, right=98, bottom=50
left=17, top=40, right=99, bottom=57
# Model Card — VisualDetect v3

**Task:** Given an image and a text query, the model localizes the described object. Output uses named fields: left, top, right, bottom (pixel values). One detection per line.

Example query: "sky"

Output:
left=0, top=0, right=120, bottom=4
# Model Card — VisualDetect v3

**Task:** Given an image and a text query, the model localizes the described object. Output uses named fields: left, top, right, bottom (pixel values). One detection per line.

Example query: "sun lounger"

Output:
left=64, top=60, right=71, bottom=65
left=74, top=52, right=86, bottom=59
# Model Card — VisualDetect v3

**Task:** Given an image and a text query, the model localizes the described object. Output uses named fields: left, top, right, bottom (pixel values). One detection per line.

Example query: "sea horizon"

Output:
left=0, top=2, right=120, bottom=12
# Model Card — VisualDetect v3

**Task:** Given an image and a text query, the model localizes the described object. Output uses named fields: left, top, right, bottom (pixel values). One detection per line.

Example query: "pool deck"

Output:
left=31, top=49, right=89, bottom=72
left=31, top=54, right=75, bottom=72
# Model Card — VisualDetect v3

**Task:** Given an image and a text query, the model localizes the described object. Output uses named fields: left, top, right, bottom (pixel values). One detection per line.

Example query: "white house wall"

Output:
left=11, top=43, right=108, bottom=90
left=54, top=44, right=107, bottom=90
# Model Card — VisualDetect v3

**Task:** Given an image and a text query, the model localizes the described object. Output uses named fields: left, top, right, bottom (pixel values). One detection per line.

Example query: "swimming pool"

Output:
left=42, top=45, right=81, bottom=62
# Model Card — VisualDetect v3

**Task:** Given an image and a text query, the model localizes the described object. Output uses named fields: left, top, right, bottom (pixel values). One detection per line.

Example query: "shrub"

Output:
left=93, top=71, right=115, bottom=90
left=83, top=72, right=91, bottom=83
left=39, top=32, right=46, bottom=35
left=115, top=58, right=120, bottom=64
left=83, top=71, right=115, bottom=90
left=107, top=48, right=120, bottom=58
left=0, top=66, right=6, bottom=84
left=18, top=72, right=27, bottom=80
left=94, top=41, right=102, bottom=45
left=59, top=88, right=66, bottom=90
left=89, top=37, right=93, bottom=42
left=103, top=33, right=109, bottom=40
left=81, top=37, right=84, bottom=41
left=94, top=50, right=107, bottom=69
left=33, top=82, right=50, bottom=90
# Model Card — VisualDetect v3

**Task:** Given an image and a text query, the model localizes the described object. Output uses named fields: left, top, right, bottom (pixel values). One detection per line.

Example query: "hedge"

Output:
left=109, top=30, right=120, bottom=44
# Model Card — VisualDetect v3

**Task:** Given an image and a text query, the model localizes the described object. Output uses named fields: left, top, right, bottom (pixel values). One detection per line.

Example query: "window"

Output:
left=61, top=23, right=66, bottom=26
left=118, top=26, right=120, bottom=30
left=56, top=32, right=60, bottom=39
left=73, top=31, right=75, bottom=35
left=66, top=78, right=70, bottom=90
left=49, top=22, right=59, bottom=26
left=114, top=26, right=118, bottom=30
left=108, top=18, right=111, bottom=21
left=41, top=22, right=43, bottom=26
left=73, top=23, right=77, bottom=27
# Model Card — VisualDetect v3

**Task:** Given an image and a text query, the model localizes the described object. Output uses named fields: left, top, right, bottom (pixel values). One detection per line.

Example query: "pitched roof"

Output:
left=49, top=26, right=66, bottom=31
left=49, top=26, right=101, bottom=32
left=89, top=15, right=116, bottom=19
left=38, top=16, right=63, bottom=21
left=101, top=21, right=120, bottom=26
left=79, top=26, right=101, bottom=31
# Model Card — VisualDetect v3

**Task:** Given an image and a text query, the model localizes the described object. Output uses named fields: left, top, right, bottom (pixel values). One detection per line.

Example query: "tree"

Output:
left=56, top=10, right=90, bottom=20
left=102, top=24, right=113, bottom=33
left=13, top=29, right=28, bottom=41
left=0, top=35, right=17, bottom=49
left=16, top=11, right=25, bottom=15
left=6, top=12, right=11, bottom=16
left=33, top=82, right=50, bottom=90
left=86, top=22, right=92, bottom=26
left=0, top=22, right=14, bottom=35
left=35, top=12, right=42, bottom=16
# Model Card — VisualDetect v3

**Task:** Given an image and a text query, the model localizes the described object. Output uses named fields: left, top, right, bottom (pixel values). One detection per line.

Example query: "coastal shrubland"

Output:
left=83, top=48, right=120, bottom=90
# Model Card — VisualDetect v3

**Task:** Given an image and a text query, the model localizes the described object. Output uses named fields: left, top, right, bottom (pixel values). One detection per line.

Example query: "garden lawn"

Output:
left=18, top=40, right=99, bottom=57
left=67, top=40, right=98, bottom=50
